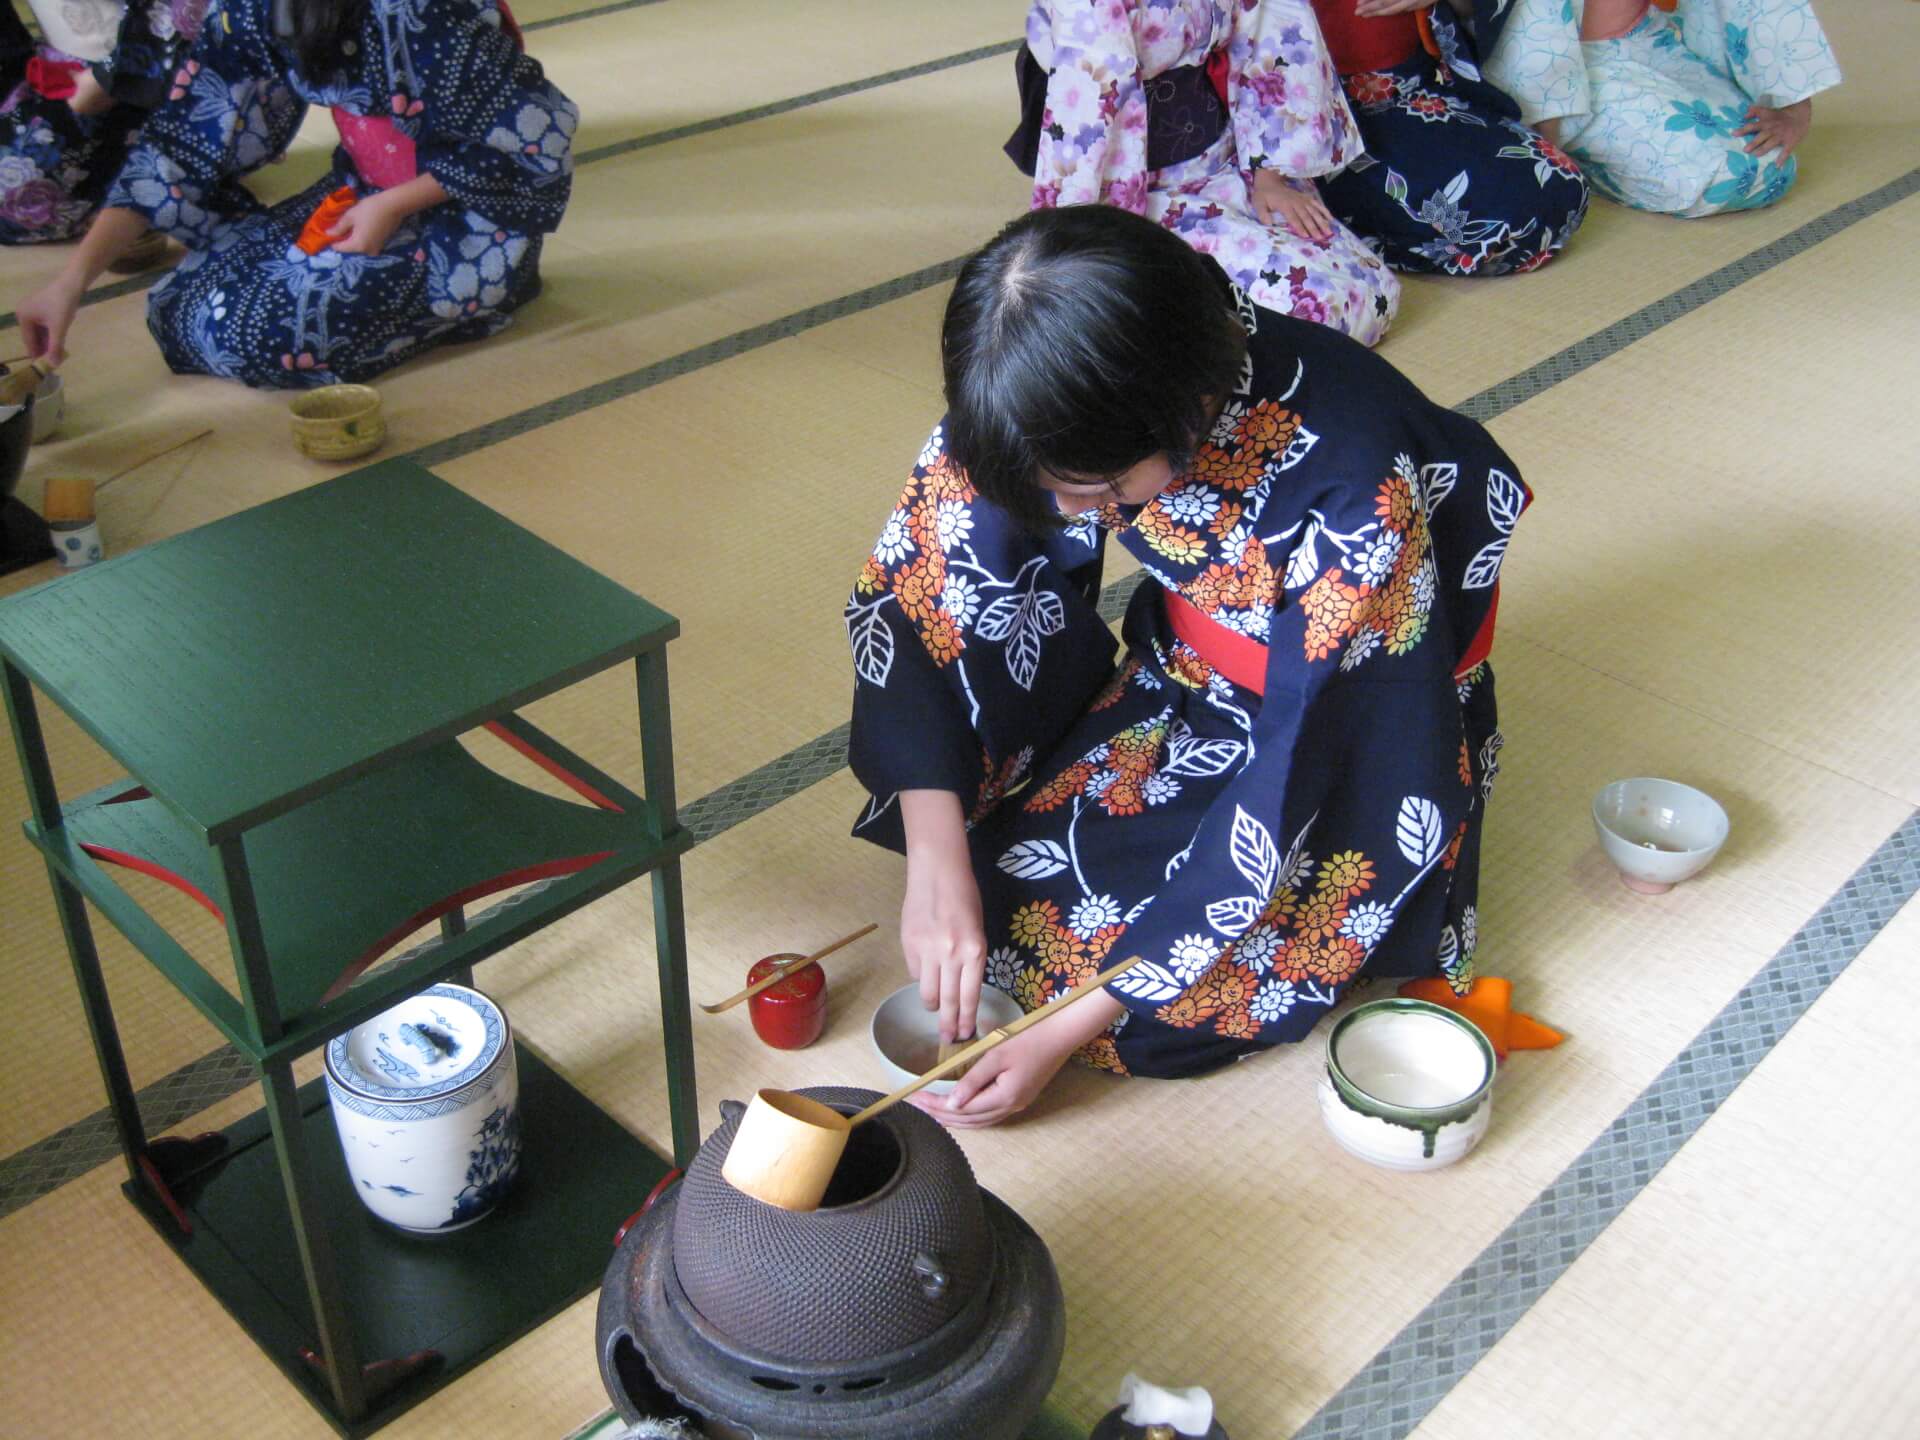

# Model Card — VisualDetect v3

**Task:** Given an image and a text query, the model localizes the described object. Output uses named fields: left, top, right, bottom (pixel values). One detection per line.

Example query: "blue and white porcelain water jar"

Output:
left=324, top=983, right=522, bottom=1232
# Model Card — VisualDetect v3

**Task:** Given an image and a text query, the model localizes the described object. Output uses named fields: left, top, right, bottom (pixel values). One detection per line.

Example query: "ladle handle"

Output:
left=848, top=953, right=1145, bottom=1126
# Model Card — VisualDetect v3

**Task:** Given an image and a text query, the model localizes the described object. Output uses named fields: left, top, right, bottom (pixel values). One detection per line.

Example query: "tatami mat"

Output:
left=2, top=0, right=1915, bottom=1435
left=1409, top=895, right=1920, bottom=1440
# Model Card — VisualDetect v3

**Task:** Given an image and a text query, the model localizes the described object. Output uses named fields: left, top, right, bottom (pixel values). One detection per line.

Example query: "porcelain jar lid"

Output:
left=324, top=983, right=510, bottom=1104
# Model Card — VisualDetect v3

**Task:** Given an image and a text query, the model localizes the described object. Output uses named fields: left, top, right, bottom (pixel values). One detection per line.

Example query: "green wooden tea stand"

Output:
left=0, top=462, right=699, bottom=1435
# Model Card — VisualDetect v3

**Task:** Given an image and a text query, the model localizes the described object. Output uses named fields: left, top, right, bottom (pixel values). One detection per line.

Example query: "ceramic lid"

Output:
left=324, top=983, right=509, bottom=1103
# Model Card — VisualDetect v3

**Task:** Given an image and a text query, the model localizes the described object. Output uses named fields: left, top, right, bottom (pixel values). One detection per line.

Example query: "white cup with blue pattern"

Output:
left=324, top=983, right=521, bottom=1232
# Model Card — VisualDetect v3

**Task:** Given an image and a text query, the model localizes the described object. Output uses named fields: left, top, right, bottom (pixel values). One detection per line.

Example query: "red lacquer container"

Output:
left=746, top=954, right=827, bottom=1050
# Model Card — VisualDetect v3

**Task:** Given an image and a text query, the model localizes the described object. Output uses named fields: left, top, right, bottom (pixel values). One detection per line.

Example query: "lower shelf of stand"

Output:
left=128, top=1043, right=671, bottom=1438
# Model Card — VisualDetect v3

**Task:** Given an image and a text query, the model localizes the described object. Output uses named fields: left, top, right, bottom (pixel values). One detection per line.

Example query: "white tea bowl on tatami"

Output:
left=1317, top=998, right=1497, bottom=1172
left=1592, top=777, right=1729, bottom=895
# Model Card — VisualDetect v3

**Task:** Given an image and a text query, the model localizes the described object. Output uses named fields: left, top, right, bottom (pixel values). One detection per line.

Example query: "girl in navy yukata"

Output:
left=1305, top=0, right=1590, bottom=275
left=1, top=0, right=210, bottom=245
left=14, top=0, right=576, bottom=388
left=846, top=206, right=1529, bottom=1127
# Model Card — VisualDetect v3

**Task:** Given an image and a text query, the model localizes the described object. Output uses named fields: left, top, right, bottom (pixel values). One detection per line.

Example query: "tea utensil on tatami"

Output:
left=699, top=922, right=877, bottom=1015
left=721, top=952, right=1144, bottom=1211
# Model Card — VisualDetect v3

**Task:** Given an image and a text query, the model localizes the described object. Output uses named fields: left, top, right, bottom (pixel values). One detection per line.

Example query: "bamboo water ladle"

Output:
left=720, top=952, right=1144, bottom=1211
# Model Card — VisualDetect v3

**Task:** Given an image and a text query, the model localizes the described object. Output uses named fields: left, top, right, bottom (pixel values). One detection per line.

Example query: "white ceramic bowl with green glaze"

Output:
left=1317, top=998, right=1497, bottom=1172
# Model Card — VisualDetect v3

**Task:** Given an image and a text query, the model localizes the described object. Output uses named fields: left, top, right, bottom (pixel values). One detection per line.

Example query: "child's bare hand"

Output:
left=1733, top=99, right=1811, bottom=159
left=1252, top=170, right=1336, bottom=241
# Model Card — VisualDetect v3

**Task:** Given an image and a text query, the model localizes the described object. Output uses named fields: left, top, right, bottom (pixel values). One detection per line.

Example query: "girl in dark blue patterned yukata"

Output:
left=14, top=0, right=576, bottom=387
left=1307, top=0, right=1591, bottom=275
left=847, top=206, right=1528, bottom=1127
left=1, top=0, right=210, bottom=244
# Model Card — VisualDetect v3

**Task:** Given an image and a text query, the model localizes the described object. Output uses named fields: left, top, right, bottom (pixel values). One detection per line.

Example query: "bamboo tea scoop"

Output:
left=720, top=952, right=1143, bottom=1211
left=699, top=922, right=877, bottom=1015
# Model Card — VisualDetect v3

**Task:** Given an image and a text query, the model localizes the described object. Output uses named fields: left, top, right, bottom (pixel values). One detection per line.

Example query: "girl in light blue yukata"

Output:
left=14, top=0, right=576, bottom=388
left=1484, top=0, right=1840, bottom=217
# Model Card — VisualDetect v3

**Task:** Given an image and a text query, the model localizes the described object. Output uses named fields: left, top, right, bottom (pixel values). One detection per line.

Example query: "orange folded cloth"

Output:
left=1398, top=976, right=1564, bottom=1061
left=296, top=186, right=358, bottom=256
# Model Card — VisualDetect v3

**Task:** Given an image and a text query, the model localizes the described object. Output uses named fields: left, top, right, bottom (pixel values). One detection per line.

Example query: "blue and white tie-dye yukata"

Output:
left=1, top=0, right=208, bottom=244
left=103, top=0, right=576, bottom=387
left=1485, top=0, right=1840, bottom=217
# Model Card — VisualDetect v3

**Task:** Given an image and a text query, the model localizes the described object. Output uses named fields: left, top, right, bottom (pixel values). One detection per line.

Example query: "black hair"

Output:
left=273, top=0, right=369, bottom=82
left=940, top=205, right=1247, bottom=533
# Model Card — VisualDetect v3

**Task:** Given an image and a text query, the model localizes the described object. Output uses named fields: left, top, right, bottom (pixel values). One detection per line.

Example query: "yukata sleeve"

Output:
left=411, top=0, right=577, bottom=234
left=98, top=0, right=212, bottom=112
left=102, top=0, right=306, bottom=245
left=846, top=424, right=1117, bottom=854
left=1028, top=0, right=1150, bottom=211
left=1482, top=0, right=1591, bottom=125
left=1102, top=422, right=1525, bottom=1047
left=1226, top=0, right=1362, bottom=180
left=1676, top=0, right=1841, bottom=107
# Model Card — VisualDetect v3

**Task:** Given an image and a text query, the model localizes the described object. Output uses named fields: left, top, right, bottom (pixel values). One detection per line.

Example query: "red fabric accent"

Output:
left=332, top=110, right=419, bottom=190
left=497, top=0, right=526, bottom=51
left=1455, top=582, right=1501, bottom=679
left=1204, top=48, right=1230, bottom=106
left=26, top=57, right=85, bottom=101
left=1311, top=1, right=1419, bottom=76
left=482, top=720, right=626, bottom=812
left=1165, top=591, right=1269, bottom=695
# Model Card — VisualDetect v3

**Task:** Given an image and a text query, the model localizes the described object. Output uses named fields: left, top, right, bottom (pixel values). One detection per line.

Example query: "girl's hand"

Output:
left=1251, top=170, right=1336, bottom=241
left=16, top=272, right=87, bottom=367
left=901, top=842, right=988, bottom=1046
left=1354, top=0, right=1439, bottom=14
left=68, top=70, right=111, bottom=117
left=910, top=1020, right=1076, bottom=1129
left=326, top=193, right=403, bottom=255
left=1732, top=99, right=1811, bottom=159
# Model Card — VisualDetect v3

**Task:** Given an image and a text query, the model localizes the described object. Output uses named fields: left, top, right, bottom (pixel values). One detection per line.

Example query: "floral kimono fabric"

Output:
left=1024, top=0, right=1399, bottom=346
left=0, top=0, right=207, bottom=244
left=1314, top=2, right=1590, bottom=276
left=1486, top=0, right=1840, bottom=216
left=105, top=0, right=576, bottom=388
left=847, top=290, right=1527, bottom=1079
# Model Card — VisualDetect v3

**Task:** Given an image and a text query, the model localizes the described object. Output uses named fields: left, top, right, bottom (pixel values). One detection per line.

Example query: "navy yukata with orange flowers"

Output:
left=846, top=288, right=1529, bottom=1080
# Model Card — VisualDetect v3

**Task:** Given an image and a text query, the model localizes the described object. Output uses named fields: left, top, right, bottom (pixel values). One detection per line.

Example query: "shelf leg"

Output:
left=441, top=907, right=473, bottom=988
left=636, top=651, right=699, bottom=1168
left=3, top=660, right=147, bottom=1183
left=260, top=1057, right=370, bottom=1422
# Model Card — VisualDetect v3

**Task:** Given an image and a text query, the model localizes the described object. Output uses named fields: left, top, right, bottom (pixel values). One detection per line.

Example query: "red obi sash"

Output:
left=1312, top=1, right=1420, bottom=76
left=1165, top=584, right=1503, bottom=696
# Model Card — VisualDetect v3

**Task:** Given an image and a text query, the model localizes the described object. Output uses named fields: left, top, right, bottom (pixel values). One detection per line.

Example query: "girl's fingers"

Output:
left=957, top=961, right=983, bottom=1044
left=938, top=966, right=961, bottom=1043
left=918, top=950, right=942, bottom=1010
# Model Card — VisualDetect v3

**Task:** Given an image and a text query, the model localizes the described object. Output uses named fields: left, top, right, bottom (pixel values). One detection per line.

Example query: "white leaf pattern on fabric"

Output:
left=1007, top=617, right=1045, bottom=691
left=1031, top=590, right=1067, bottom=636
left=974, top=593, right=1024, bottom=642
left=1283, top=519, right=1324, bottom=590
left=1125, top=895, right=1156, bottom=924
left=1230, top=807, right=1280, bottom=895
left=1443, top=170, right=1471, bottom=205
left=1420, top=462, right=1457, bottom=511
left=1487, top=469, right=1526, bottom=534
left=1395, top=796, right=1445, bottom=868
left=847, top=605, right=895, bottom=687
left=998, top=839, right=1071, bottom=880
left=1112, top=961, right=1184, bottom=1005
left=1277, top=426, right=1319, bottom=472
left=1463, top=537, right=1509, bottom=590
left=1165, top=737, right=1246, bottom=779
left=1437, top=924, right=1460, bottom=973
left=1206, top=896, right=1261, bottom=935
